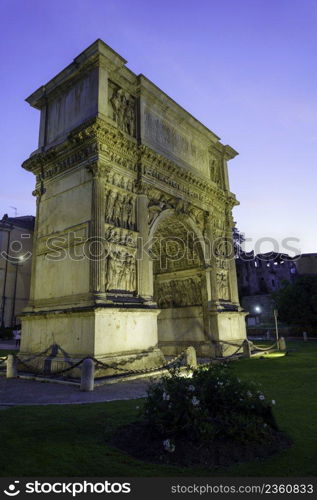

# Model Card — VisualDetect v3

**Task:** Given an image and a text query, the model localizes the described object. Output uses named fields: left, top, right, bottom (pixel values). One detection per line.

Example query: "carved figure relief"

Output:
left=107, top=172, right=134, bottom=192
left=154, top=277, right=202, bottom=308
left=105, top=190, right=136, bottom=230
left=105, top=249, right=136, bottom=292
left=210, top=155, right=223, bottom=188
left=217, top=271, right=230, bottom=300
left=110, top=84, right=136, bottom=137
left=105, top=225, right=137, bottom=248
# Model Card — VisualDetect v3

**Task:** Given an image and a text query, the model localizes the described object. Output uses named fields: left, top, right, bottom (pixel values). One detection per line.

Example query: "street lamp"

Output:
left=10, top=255, right=26, bottom=328
left=254, top=305, right=261, bottom=324
left=273, top=308, right=279, bottom=348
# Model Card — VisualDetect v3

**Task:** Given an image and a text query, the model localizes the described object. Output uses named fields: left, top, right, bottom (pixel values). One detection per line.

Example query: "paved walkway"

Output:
left=0, top=375, right=153, bottom=406
left=0, top=340, right=18, bottom=350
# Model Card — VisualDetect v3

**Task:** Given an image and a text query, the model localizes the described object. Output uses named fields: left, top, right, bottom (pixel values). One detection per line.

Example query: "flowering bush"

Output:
left=142, top=363, right=278, bottom=454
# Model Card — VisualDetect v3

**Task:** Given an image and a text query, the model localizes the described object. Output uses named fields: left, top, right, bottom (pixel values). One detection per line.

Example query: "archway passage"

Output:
left=151, top=213, right=207, bottom=355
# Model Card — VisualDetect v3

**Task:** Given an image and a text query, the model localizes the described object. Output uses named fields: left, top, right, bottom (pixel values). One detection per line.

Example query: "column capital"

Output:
left=86, top=161, right=110, bottom=179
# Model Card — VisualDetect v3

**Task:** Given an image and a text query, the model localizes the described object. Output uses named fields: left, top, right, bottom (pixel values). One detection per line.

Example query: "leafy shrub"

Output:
left=142, top=363, right=278, bottom=452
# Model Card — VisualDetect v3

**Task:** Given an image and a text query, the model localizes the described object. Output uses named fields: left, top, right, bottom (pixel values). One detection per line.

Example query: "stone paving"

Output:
left=0, top=340, right=156, bottom=406
left=0, top=375, right=153, bottom=406
left=0, top=340, right=18, bottom=350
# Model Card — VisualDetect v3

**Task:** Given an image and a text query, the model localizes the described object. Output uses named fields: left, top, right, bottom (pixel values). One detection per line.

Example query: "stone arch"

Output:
left=149, top=209, right=209, bottom=356
left=149, top=208, right=207, bottom=264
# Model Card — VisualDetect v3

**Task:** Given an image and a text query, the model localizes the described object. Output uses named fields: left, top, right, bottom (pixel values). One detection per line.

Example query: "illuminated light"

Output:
left=262, top=352, right=286, bottom=358
left=178, top=370, right=194, bottom=378
left=254, top=306, right=261, bottom=313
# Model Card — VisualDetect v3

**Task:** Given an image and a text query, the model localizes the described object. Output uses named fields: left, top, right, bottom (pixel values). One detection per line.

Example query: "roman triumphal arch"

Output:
left=20, top=40, right=247, bottom=373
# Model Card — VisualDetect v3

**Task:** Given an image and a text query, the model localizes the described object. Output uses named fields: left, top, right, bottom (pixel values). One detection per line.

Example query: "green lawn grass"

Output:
left=0, top=349, right=17, bottom=356
left=0, top=341, right=316, bottom=477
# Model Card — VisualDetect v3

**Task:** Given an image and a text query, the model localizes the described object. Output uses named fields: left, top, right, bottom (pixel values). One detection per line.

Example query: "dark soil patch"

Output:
left=110, top=421, right=292, bottom=469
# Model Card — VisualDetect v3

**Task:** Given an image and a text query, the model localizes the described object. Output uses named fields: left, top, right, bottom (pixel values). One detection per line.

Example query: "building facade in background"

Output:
left=295, top=253, right=317, bottom=275
left=236, top=251, right=297, bottom=325
left=0, top=214, right=35, bottom=328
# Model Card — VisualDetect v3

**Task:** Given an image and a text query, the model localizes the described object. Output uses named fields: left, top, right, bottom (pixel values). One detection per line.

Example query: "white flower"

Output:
left=135, top=406, right=139, bottom=410
left=191, top=396, right=200, bottom=406
left=168, top=403, right=172, bottom=409
left=162, top=392, right=170, bottom=401
left=163, top=439, right=175, bottom=453
left=263, top=423, right=268, bottom=428
left=188, top=384, right=195, bottom=392
left=271, top=399, right=276, bottom=405
left=259, top=394, right=265, bottom=400
left=247, top=391, right=252, bottom=397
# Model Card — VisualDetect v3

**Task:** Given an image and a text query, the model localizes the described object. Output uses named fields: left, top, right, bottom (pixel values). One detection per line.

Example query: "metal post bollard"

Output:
left=80, top=358, right=94, bottom=391
left=185, top=346, right=197, bottom=369
left=243, top=339, right=252, bottom=358
left=303, top=331, right=308, bottom=342
left=278, top=336, right=286, bottom=351
left=6, top=355, right=17, bottom=378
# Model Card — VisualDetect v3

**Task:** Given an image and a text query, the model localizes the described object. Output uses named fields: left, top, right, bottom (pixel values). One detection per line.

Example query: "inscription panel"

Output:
left=142, top=106, right=210, bottom=177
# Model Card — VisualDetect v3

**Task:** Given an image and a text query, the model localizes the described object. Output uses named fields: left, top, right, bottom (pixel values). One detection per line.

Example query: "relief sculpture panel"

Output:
left=154, top=277, right=202, bottom=308
left=105, top=248, right=136, bottom=292
left=105, top=189, right=136, bottom=230
left=216, top=270, right=230, bottom=300
left=109, top=82, right=136, bottom=137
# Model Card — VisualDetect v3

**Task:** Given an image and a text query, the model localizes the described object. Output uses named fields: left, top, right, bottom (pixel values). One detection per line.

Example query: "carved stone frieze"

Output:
left=154, top=276, right=202, bottom=308
left=105, top=189, right=136, bottom=230
left=216, top=270, right=230, bottom=300
left=209, top=153, right=224, bottom=188
left=105, top=247, right=136, bottom=292
left=109, top=81, right=136, bottom=137
left=105, top=224, right=137, bottom=248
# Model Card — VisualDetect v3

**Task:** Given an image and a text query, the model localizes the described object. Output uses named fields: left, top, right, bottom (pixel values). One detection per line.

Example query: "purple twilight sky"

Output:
left=1, top=0, right=316, bottom=254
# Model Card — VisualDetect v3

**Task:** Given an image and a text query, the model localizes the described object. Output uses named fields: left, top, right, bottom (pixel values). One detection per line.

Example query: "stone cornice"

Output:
left=26, top=40, right=128, bottom=110
left=138, top=144, right=236, bottom=210
left=22, top=117, right=239, bottom=213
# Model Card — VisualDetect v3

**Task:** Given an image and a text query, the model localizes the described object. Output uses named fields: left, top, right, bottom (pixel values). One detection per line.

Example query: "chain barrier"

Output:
left=13, top=349, right=187, bottom=379
left=10, top=336, right=270, bottom=381
left=210, top=339, right=244, bottom=360
left=92, top=347, right=157, bottom=371
left=15, top=355, right=89, bottom=377
left=251, top=342, right=277, bottom=352
left=215, top=339, right=244, bottom=348
left=220, top=343, right=244, bottom=359
left=18, top=346, right=54, bottom=364
left=93, top=349, right=187, bottom=376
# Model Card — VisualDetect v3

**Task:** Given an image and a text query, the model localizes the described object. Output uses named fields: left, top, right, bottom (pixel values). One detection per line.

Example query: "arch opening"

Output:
left=150, top=212, right=207, bottom=355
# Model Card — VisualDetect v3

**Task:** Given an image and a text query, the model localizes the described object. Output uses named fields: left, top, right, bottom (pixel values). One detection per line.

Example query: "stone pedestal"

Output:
left=20, top=308, right=163, bottom=376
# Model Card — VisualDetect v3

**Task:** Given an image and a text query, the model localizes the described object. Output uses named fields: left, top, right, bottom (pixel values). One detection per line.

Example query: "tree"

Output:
left=232, top=226, right=245, bottom=257
left=272, top=275, right=317, bottom=332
